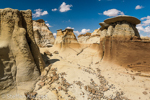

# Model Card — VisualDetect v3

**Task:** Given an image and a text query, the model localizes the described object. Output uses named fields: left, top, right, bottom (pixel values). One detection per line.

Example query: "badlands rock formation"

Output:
left=78, top=30, right=101, bottom=44
left=86, top=29, right=101, bottom=44
left=78, top=32, right=91, bottom=43
left=99, top=15, right=141, bottom=61
left=1, top=8, right=150, bottom=100
left=0, top=8, right=45, bottom=99
left=54, top=28, right=79, bottom=50
left=34, top=15, right=150, bottom=100
left=33, top=19, right=55, bottom=47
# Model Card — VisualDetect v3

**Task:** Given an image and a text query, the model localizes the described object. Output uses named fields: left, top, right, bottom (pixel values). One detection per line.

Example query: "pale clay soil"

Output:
left=29, top=46, right=150, bottom=100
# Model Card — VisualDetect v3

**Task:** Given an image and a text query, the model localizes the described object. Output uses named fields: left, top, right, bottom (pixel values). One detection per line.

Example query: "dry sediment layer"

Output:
left=99, top=16, right=150, bottom=74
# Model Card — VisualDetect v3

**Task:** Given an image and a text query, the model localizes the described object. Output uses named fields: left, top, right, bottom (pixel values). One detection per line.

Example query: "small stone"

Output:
left=58, top=86, right=62, bottom=90
left=44, top=51, right=53, bottom=56
left=54, top=51, right=59, bottom=54
left=143, top=91, right=148, bottom=95
left=38, top=82, right=45, bottom=87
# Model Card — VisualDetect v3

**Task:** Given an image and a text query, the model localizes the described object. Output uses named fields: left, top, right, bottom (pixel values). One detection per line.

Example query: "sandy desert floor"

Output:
left=31, top=46, right=150, bottom=100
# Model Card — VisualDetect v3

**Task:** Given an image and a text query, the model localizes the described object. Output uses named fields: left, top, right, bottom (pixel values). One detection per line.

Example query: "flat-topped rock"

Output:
left=104, top=15, right=141, bottom=25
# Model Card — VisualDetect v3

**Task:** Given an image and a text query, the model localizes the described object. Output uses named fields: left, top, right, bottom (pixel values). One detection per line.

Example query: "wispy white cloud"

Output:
left=141, top=16, right=150, bottom=20
left=46, top=23, right=52, bottom=27
left=32, top=9, right=48, bottom=18
left=136, top=16, right=150, bottom=34
left=59, top=2, right=73, bottom=12
left=45, top=21, right=52, bottom=27
left=66, top=27, right=74, bottom=29
left=62, top=19, right=71, bottom=23
left=52, top=8, right=57, bottom=11
left=103, top=9, right=124, bottom=17
left=53, top=33, right=57, bottom=36
left=74, top=29, right=90, bottom=35
left=135, top=5, right=143, bottom=10
left=98, top=13, right=102, bottom=15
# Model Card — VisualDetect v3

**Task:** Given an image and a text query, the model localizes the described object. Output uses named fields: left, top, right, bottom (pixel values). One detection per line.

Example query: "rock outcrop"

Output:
left=98, top=16, right=150, bottom=69
left=33, top=19, right=55, bottom=47
left=54, top=28, right=78, bottom=48
left=54, top=29, right=64, bottom=45
left=78, top=29, right=101, bottom=44
left=86, top=29, right=101, bottom=44
left=78, top=32, right=91, bottom=43
left=62, top=28, right=78, bottom=44
left=0, top=8, right=45, bottom=99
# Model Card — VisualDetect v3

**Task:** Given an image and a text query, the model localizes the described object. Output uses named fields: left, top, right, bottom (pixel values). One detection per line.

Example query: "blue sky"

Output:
left=0, top=0, right=150, bottom=37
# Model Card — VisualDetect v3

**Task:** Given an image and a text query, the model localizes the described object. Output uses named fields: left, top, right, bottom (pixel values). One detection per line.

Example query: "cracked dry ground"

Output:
left=26, top=47, right=150, bottom=100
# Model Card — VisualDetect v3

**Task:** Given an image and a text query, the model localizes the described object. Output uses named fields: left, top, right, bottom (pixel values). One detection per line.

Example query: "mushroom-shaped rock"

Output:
left=102, top=15, right=141, bottom=40
left=104, top=15, right=141, bottom=25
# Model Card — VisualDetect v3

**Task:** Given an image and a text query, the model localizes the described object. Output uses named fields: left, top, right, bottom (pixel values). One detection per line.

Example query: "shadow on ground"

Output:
left=50, top=59, right=60, bottom=64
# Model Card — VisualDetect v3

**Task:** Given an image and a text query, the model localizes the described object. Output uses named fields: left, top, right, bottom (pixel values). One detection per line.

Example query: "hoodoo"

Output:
left=62, top=28, right=78, bottom=44
left=54, top=29, right=64, bottom=45
left=98, top=15, right=150, bottom=72
left=104, top=15, right=140, bottom=40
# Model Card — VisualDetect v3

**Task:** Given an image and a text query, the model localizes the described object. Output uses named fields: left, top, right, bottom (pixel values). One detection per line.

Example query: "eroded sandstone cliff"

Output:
left=0, top=8, right=45, bottom=99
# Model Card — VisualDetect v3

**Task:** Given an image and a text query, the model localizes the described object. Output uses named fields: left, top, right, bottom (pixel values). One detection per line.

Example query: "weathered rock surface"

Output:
left=62, top=28, right=78, bottom=44
left=54, top=28, right=79, bottom=50
left=86, top=29, right=101, bottom=44
left=33, top=19, right=55, bottom=47
left=1, top=9, right=150, bottom=100
left=33, top=15, right=150, bottom=100
left=54, top=29, right=64, bottom=45
left=78, top=32, right=91, bottom=43
left=0, top=8, right=45, bottom=99
left=78, top=29, right=101, bottom=44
